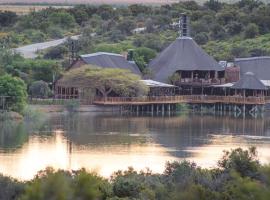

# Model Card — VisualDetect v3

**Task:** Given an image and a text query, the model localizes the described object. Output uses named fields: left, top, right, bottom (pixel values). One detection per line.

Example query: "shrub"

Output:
left=28, top=81, right=51, bottom=98
left=0, top=75, right=27, bottom=113
left=244, top=23, right=259, bottom=39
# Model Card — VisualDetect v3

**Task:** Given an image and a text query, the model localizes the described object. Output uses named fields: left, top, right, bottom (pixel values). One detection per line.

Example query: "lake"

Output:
left=0, top=112, right=270, bottom=180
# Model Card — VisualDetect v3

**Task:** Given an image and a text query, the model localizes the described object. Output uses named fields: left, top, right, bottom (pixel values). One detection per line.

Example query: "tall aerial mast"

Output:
left=179, top=13, right=189, bottom=37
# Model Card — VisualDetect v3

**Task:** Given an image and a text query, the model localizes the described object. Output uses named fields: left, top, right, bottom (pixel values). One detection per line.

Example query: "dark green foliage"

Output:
left=44, top=45, right=68, bottom=60
left=244, top=23, right=259, bottom=39
left=28, top=81, right=51, bottom=98
left=133, top=47, right=156, bottom=72
left=2, top=1, right=270, bottom=62
left=194, top=32, right=209, bottom=45
left=0, top=174, right=24, bottom=200
left=0, top=75, right=27, bottom=112
left=0, top=11, right=17, bottom=27
left=218, top=147, right=260, bottom=178
left=0, top=148, right=269, bottom=200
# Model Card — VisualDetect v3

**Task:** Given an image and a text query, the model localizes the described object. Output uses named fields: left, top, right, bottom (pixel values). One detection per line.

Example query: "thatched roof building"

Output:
left=72, top=52, right=141, bottom=75
left=235, top=57, right=270, bottom=80
left=232, top=72, right=267, bottom=90
left=148, top=37, right=224, bottom=83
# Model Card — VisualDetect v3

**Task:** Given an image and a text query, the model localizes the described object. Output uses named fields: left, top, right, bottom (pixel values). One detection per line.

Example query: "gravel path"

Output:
left=14, top=35, right=80, bottom=59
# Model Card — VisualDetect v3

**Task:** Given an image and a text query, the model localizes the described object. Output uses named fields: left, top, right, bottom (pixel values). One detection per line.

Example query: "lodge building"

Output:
left=53, top=14, right=270, bottom=113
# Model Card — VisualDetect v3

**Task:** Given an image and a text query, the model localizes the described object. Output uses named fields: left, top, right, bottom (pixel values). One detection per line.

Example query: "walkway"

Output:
left=93, top=95, right=269, bottom=106
left=14, top=35, right=80, bottom=58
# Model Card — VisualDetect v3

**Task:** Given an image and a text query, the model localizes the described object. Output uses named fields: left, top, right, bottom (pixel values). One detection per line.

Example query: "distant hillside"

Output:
left=0, top=0, right=242, bottom=5
left=1, top=0, right=179, bottom=5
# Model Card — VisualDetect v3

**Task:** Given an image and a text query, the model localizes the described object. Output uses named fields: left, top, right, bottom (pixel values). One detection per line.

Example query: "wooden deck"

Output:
left=93, top=95, right=269, bottom=106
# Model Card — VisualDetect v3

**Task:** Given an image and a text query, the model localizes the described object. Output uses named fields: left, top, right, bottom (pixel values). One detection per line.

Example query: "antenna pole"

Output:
left=179, top=13, right=188, bottom=37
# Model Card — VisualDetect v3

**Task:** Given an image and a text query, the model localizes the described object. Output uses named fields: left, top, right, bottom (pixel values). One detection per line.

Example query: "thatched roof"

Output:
left=235, top=56, right=270, bottom=80
left=148, top=37, right=223, bottom=83
left=232, top=72, right=267, bottom=90
left=80, top=52, right=141, bottom=75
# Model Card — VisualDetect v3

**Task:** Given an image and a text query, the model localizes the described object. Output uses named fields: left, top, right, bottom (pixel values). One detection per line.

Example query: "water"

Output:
left=0, top=112, right=270, bottom=180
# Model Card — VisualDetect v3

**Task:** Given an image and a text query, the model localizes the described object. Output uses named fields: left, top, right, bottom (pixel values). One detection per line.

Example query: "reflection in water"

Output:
left=0, top=113, right=270, bottom=180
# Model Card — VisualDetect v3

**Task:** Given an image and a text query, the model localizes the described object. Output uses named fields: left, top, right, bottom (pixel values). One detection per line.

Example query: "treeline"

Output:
left=1, top=147, right=270, bottom=200
left=1, top=0, right=270, bottom=63
left=1, top=0, right=270, bottom=57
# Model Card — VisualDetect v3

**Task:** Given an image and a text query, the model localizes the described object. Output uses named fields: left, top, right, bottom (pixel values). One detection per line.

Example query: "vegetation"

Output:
left=28, top=81, right=51, bottom=98
left=1, top=0, right=270, bottom=99
left=60, top=66, right=148, bottom=99
left=0, top=147, right=269, bottom=200
left=0, top=74, right=27, bottom=112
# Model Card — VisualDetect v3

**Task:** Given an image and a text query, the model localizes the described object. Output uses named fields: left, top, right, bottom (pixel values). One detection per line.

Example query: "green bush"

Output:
left=0, top=75, right=27, bottom=113
left=28, top=81, right=51, bottom=98
left=0, top=148, right=269, bottom=200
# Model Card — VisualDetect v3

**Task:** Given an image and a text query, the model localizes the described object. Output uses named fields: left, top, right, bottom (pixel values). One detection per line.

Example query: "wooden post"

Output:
left=162, top=104, right=165, bottom=116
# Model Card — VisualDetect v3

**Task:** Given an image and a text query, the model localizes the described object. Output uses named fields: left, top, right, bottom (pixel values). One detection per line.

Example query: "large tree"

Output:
left=59, top=65, right=148, bottom=100
left=0, top=75, right=27, bottom=113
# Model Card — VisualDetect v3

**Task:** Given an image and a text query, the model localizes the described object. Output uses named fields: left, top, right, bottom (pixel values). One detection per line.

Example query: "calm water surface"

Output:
left=0, top=113, right=270, bottom=180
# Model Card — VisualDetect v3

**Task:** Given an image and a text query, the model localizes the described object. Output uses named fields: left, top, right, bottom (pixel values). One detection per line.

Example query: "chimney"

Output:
left=179, top=13, right=189, bottom=37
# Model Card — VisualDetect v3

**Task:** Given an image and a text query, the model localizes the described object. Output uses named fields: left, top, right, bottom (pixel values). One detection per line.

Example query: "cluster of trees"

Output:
left=0, top=48, right=62, bottom=112
left=0, top=147, right=270, bottom=200
left=2, top=1, right=270, bottom=58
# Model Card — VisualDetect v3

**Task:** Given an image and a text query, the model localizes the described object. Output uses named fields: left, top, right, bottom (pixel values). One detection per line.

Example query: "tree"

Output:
left=194, top=32, right=209, bottom=45
left=11, top=59, right=62, bottom=84
left=61, top=66, right=148, bottom=99
left=28, top=81, right=51, bottom=98
left=48, top=11, right=76, bottom=29
left=0, top=175, right=24, bottom=200
left=0, top=75, right=27, bottom=112
left=244, top=23, right=259, bottom=39
left=133, top=47, right=156, bottom=72
left=230, top=46, right=248, bottom=58
left=226, top=21, right=243, bottom=36
left=21, top=168, right=73, bottom=200
left=204, top=0, right=222, bottom=12
left=0, top=11, right=17, bottom=27
left=44, top=45, right=68, bottom=60
left=218, top=147, right=260, bottom=178
left=117, top=18, right=136, bottom=36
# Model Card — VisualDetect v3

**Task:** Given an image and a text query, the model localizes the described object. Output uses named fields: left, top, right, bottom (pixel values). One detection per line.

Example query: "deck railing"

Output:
left=94, top=95, right=267, bottom=105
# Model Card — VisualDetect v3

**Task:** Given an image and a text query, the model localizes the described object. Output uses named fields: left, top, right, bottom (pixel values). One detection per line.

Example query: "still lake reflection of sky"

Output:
left=0, top=113, right=269, bottom=180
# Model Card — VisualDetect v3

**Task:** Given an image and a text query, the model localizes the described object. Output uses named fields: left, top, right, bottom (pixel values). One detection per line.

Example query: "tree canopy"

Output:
left=0, top=75, right=27, bottom=112
left=0, top=147, right=270, bottom=200
left=59, top=65, right=148, bottom=99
